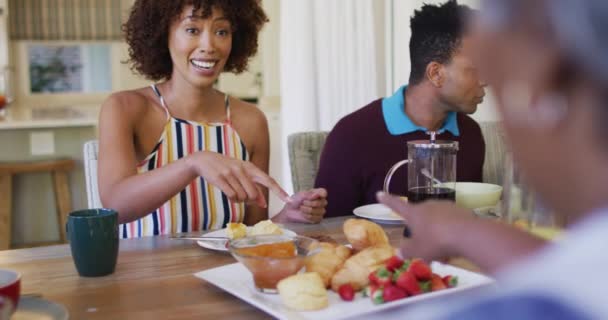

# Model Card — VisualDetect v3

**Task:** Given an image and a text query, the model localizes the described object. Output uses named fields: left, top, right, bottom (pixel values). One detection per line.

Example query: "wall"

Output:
left=260, top=0, right=280, bottom=99
left=374, top=0, right=387, bottom=98
left=0, top=0, right=8, bottom=67
left=8, top=0, right=275, bottom=109
left=391, top=0, right=500, bottom=122
left=7, top=0, right=147, bottom=108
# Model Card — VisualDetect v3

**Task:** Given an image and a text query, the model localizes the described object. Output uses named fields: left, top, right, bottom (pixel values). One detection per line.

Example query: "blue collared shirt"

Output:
left=382, top=85, right=460, bottom=136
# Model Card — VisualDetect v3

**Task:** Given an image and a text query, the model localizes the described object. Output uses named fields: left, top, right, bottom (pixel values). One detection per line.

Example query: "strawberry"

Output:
left=392, top=260, right=412, bottom=281
left=370, top=267, right=392, bottom=287
left=383, top=284, right=408, bottom=302
left=442, top=275, right=459, bottom=288
left=363, top=284, right=378, bottom=297
left=419, top=280, right=432, bottom=293
left=408, top=259, right=432, bottom=281
left=338, top=284, right=355, bottom=301
left=385, top=256, right=404, bottom=272
left=371, top=287, right=385, bottom=305
left=430, top=274, right=447, bottom=291
left=368, top=271, right=379, bottom=286
left=395, top=271, right=422, bottom=295
left=392, top=268, right=404, bottom=282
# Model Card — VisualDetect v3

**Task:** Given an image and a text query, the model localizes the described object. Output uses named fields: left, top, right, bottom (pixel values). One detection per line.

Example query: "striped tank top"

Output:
left=120, top=84, right=249, bottom=238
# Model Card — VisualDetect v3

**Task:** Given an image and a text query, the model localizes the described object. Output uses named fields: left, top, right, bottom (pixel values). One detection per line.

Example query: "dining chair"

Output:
left=479, top=121, right=508, bottom=186
left=83, top=140, right=102, bottom=209
left=287, top=121, right=507, bottom=193
left=287, top=131, right=329, bottom=193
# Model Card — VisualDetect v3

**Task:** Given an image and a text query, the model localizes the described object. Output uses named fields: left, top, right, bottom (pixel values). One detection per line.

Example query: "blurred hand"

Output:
left=274, top=188, right=328, bottom=224
left=377, top=192, right=476, bottom=262
left=188, top=151, right=290, bottom=208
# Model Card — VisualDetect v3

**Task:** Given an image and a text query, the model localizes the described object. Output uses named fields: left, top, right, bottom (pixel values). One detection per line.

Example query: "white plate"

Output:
left=195, top=262, right=493, bottom=320
left=197, top=227, right=297, bottom=251
left=13, top=297, right=68, bottom=320
left=353, top=203, right=404, bottom=225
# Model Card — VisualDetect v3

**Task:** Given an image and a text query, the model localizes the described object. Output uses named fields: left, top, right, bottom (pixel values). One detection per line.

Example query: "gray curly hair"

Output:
left=481, top=0, right=608, bottom=84
left=481, top=0, right=608, bottom=139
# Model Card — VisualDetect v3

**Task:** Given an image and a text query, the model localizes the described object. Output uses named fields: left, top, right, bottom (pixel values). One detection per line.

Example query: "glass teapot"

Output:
left=384, top=139, right=458, bottom=203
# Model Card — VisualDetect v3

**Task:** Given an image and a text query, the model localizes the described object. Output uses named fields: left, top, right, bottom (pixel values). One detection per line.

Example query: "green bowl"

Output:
left=454, top=182, right=503, bottom=210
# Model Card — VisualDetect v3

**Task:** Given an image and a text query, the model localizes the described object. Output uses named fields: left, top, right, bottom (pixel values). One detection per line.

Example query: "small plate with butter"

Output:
left=195, top=220, right=296, bottom=252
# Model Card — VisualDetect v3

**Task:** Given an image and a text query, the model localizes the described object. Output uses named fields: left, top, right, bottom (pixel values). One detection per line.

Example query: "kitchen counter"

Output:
left=0, top=105, right=99, bottom=130
left=0, top=97, right=278, bottom=131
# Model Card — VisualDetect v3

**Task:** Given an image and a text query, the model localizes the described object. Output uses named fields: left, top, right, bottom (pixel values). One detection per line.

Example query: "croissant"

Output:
left=330, top=245, right=395, bottom=291
left=305, top=242, right=352, bottom=288
left=343, top=218, right=389, bottom=251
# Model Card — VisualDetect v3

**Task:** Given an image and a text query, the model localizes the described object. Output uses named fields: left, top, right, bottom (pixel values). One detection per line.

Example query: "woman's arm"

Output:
left=98, top=93, right=203, bottom=223
left=378, top=192, right=547, bottom=274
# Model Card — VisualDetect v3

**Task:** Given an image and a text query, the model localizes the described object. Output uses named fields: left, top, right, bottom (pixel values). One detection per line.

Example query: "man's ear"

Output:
left=426, top=62, right=444, bottom=87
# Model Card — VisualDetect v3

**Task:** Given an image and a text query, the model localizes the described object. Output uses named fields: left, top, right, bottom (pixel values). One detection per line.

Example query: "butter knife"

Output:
left=170, top=235, right=229, bottom=241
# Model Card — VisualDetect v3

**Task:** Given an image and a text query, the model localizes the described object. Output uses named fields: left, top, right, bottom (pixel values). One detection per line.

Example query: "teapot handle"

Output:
left=383, top=160, right=410, bottom=194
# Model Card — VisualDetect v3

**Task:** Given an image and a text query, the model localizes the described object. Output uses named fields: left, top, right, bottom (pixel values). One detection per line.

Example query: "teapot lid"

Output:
left=407, top=140, right=459, bottom=149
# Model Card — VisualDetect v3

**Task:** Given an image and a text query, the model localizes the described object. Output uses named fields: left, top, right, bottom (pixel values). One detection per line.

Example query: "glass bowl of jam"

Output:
left=228, top=234, right=319, bottom=293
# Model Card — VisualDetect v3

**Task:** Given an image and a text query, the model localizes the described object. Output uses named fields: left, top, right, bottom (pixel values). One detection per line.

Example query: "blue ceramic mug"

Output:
left=66, top=209, right=119, bottom=277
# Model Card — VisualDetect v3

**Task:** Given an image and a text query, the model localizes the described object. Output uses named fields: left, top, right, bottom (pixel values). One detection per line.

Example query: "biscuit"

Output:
left=277, top=272, right=329, bottom=311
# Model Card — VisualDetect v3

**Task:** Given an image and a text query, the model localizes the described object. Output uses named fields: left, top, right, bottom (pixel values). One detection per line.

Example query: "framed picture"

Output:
left=26, top=43, right=111, bottom=94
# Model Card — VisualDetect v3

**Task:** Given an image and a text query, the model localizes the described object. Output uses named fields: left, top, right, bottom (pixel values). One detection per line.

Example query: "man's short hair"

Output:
left=408, top=0, right=473, bottom=85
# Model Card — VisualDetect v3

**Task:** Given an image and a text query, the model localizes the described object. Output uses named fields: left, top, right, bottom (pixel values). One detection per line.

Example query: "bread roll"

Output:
left=343, top=218, right=389, bottom=251
left=305, top=242, right=352, bottom=287
left=277, top=272, right=328, bottom=311
left=226, top=223, right=247, bottom=239
left=330, top=245, right=395, bottom=291
left=249, top=220, right=283, bottom=236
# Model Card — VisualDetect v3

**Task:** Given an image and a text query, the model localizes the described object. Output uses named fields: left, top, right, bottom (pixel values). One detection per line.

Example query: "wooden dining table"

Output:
left=0, top=216, right=479, bottom=319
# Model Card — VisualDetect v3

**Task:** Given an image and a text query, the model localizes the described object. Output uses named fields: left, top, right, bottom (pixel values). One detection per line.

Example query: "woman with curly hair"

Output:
left=97, top=0, right=327, bottom=238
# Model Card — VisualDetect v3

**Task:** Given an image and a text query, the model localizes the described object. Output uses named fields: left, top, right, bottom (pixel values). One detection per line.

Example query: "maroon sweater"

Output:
left=315, top=99, right=485, bottom=218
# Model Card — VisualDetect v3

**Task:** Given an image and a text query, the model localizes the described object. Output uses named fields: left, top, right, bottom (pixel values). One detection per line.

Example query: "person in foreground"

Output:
left=377, top=0, right=608, bottom=318
left=315, top=0, right=487, bottom=218
left=98, top=0, right=327, bottom=238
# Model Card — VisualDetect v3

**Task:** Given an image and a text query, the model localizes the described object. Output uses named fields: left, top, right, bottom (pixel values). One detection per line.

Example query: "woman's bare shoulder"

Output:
left=100, top=87, right=166, bottom=132
left=228, top=97, right=269, bottom=152
left=101, top=88, right=155, bottom=117
left=229, top=97, right=268, bottom=128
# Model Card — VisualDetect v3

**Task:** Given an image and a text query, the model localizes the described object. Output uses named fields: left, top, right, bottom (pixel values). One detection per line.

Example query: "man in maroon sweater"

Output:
left=315, top=0, right=486, bottom=218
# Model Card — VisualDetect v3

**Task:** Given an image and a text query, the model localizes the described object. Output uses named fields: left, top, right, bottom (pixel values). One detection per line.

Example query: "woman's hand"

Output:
left=274, top=188, right=328, bottom=224
left=377, top=192, right=476, bottom=262
left=377, top=192, right=547, bottom=273
left=188, top=151, right=290, bottom=208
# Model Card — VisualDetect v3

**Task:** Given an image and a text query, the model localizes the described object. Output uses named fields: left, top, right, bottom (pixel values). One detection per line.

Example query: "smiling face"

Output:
left=168, top=5, right=232, bottom=88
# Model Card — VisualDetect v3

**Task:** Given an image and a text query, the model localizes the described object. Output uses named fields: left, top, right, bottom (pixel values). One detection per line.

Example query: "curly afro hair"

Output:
left=408, top=0, right=474, bottom=85
left=124, top=0, right=268, bottom=81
